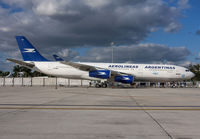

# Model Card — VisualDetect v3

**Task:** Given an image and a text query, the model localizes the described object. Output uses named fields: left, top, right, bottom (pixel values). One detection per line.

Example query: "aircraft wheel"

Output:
left=95, top=83, right=101, bottom=88
left=102, top=83, right=107, bottom=88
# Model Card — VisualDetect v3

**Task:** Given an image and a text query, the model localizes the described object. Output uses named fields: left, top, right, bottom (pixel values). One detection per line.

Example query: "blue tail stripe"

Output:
left=16, top=36, right=49, bottom=61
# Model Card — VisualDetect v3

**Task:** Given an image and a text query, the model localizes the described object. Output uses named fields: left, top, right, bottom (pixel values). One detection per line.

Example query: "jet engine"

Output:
left=114, top=75, right=134, bottom=84
left=89, top=70, right=110, bottom=79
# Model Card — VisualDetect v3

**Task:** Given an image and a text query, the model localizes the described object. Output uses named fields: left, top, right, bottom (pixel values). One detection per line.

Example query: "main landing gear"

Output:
left=95, top=81, right=108, bottom=88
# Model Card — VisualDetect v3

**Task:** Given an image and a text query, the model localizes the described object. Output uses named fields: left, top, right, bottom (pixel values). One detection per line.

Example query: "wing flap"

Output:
left=61, top=61, right=135, bottom=77
left=61, top=61, right=97, bottom=71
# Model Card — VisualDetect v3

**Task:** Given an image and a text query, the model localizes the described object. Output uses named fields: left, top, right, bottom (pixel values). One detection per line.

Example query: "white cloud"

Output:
left=196, top=52, right=200, bottom=60
left=75, top=44, right=190, bottom=64
left=32, top=0, right=71, bottom=15
left=164, top=22, right=181, bottom=32
left=0, top=0, right=192, bottom=70
left=57, top=48, right=79, bottom=60
left=83, top=0, right=110, bottom=8
left=58, top=48, right=70, bottom=57
left=178, top=0, right=190, bottom=10
left=0, top=27, right=11, bottom=32
left=0, top=0, right=188, bottom=47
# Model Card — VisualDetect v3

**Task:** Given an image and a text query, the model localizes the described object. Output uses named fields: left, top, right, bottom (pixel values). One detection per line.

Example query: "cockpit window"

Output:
left=185, top=69, right=190, bottom=72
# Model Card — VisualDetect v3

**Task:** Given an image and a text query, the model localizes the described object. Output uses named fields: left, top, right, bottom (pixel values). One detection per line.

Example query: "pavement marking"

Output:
left=65, top=92, right=130, bottom=98
left=1, top=104, right=200, bottom=107
left=1, top=107, right=200, bottom=111
left=127, top=92, right=173, bottom=139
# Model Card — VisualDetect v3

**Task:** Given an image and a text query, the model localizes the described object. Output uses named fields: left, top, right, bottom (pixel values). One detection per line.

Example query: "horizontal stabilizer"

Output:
left=7, top=58, right=35, bottom=68
left=53, top=54, right=64, bottom=61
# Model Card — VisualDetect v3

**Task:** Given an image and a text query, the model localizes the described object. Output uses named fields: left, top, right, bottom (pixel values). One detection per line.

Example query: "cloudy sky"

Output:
left=0, top=0, right=200, bottom=71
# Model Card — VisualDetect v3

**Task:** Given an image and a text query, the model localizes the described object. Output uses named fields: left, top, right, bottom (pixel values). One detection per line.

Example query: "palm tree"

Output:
left=32, top=71, right=47, bottom=77
left=0, top=70, right=10, bottom=77
left=20, top=67, right=32, bottom=77
left=2, top=71, right=10, bottom=77
left=13, top=65, right=21, bottom=77
left=189, top=64, right=200, bottom=81
left=12, top=65, right=32, bottom=77
left=0, top=70, right=3, bottom=77
left=12, top=65, right=47, bottom=77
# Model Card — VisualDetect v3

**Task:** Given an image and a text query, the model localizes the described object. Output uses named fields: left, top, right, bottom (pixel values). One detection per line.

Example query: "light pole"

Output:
left=111, top=42, right=114, bottom=63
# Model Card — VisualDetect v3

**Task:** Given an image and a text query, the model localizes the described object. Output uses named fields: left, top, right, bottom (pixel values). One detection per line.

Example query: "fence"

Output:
left=136, top=81, right=200, bottom=88
left=0, top=77, right=199, bottom=88
left=0, top=77, right=90, bottom=87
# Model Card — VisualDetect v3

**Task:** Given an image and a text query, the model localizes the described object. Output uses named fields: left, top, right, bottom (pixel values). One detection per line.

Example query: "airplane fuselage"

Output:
left=31, top=61, right=194, bottom=82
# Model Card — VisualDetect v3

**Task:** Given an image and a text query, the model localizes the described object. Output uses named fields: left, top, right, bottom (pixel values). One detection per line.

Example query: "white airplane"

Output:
left=7, top=36, right=195, bottom=87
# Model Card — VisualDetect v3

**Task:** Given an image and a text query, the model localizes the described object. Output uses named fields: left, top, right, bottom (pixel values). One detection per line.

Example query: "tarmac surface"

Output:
left=0, top=87, right=200, bottom=139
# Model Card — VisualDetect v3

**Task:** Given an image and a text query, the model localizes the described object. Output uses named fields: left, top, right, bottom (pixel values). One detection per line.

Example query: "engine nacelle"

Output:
left=89, top=70, right=110, bottom=79
left=114, top=75, right=134, bottom=84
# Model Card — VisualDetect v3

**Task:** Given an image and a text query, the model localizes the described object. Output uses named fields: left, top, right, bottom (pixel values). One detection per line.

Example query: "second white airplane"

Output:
left=7, top=36, right=195, bottom=87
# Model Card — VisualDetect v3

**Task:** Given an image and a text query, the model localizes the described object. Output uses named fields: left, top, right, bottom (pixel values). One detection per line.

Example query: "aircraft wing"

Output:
left=61, top=61, right=135, bottom=77
left=7, top=58, right=35, bottom=68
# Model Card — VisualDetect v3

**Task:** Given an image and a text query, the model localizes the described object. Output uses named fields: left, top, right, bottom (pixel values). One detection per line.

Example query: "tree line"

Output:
left=189, top=64, right=200, bottom=81
left=0, top=65, right=46, bottom=77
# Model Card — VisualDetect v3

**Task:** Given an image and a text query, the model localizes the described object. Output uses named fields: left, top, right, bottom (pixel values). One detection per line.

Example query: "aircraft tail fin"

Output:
left=53, top=54, right=64, bottom=61
left=15, top=36, right=48, bottom=61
